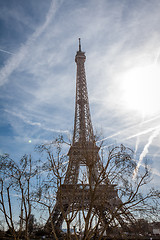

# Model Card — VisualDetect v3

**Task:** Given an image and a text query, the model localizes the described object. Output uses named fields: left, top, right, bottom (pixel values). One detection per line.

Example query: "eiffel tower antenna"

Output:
left=79, top=38, right=81, bottom=51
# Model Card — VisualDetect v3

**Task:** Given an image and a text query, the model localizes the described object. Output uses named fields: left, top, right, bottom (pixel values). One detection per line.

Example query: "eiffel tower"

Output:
left=48, top=39, right=135, bottom=234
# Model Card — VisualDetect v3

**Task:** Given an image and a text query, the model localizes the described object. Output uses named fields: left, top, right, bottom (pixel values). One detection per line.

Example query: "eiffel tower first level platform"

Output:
left=47, top=39, right=135, bottom=233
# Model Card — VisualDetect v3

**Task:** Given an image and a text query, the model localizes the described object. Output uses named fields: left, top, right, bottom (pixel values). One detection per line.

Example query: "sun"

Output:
left=120, top=64, right=160, bottom=117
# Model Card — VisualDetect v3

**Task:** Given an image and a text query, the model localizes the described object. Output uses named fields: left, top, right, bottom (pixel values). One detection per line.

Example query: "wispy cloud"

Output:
left=5, top=109, right=70, bottom=135
left=0, top=0, right=60, bottom=86
left=0, top=0, right=160, bottom=186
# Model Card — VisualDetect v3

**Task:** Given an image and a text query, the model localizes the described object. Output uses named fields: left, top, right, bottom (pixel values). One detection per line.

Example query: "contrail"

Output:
left=96, top=131, right=122, bottom=143
left=133, top=128, right=160, bottom=179
left=96, top=114, right=160, bottom=143
left=0, top=49, right=13, bottom=55
left=100, top=124, right=160, bottom=150
left=134, top=116, right=144, bottom=159
left=126, top=124, right=160, bottom=140
left=100, top=135, right=160, bottom=178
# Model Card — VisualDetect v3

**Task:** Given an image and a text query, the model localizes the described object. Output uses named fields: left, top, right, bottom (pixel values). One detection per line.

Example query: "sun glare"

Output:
left=121, top=64, right=160, bottom=117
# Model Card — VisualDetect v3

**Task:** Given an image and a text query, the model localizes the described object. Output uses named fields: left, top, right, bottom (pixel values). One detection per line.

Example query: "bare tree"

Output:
left=0, top=154, right=37, bottom=240
left=35, top=137, right=78, bottom=240
left=36, top=137, right=160, bottom=240
left=2, top=136, right=159, bottom=240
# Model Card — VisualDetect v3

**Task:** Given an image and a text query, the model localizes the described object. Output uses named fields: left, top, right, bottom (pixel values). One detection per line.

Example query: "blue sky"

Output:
left=0, top=0, right=160, bottom=188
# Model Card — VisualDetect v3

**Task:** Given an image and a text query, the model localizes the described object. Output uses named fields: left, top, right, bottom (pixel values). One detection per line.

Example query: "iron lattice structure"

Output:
left=73, top=39, right=94, bottom=145
left=48, top=39, right=135, bottom=232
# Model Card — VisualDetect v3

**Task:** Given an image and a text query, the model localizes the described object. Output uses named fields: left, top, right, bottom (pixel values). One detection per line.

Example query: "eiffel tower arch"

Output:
left=47, top=39, right=136, bottom=236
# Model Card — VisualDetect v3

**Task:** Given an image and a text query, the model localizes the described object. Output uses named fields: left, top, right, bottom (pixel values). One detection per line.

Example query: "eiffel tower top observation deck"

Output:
left=73, top=38, right=94, bottom=145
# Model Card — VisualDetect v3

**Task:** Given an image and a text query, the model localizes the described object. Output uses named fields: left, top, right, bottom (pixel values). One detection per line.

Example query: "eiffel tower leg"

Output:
left=46, top=203, right=68, bottom=233
left=95, top=206, right=130, bottom=235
